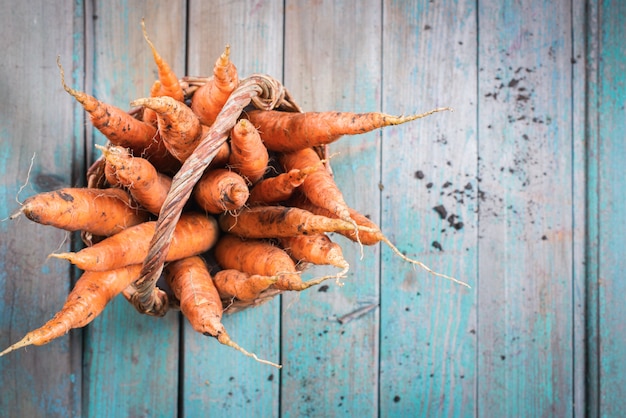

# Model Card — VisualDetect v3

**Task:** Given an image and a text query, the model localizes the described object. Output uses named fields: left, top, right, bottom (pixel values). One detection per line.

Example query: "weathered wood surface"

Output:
left=0, top=1, right=83, bottom=416
left=0, top=1, right=624, bottom=417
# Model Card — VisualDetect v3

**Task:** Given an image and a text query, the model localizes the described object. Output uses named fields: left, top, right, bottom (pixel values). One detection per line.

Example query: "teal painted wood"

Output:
left=476, top=0, right=576, bottom=416
left=3, top=1, right=626, bottom=417
left=585, top=0, right=602, bottom=416
left=0, top=1, right=83, bottom=416
left=379, top=1, right=478, bottom=416
left=81, top=2, right=184, bottom=416
left=571, top=1, right=588, bottom=416
left=280, top=2, right=382, bottom=417
left=183, top=1, right=284, bottom=415
left=596, top=0, right=626, bottom=416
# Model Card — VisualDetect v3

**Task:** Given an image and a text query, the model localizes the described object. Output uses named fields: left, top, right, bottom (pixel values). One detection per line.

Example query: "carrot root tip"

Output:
left=8, top=207, right=24, bottom=221
left=0, top=335, right=33, bottom=357
left=382, top=237, right=470, bottom=288
left=48, top=252, right=73, bottom=262
left=217, top=332, right=282, bottom=369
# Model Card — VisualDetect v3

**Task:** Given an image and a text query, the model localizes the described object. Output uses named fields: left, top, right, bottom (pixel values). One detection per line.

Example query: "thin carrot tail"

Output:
left=387, top=107, right=453, bottom=125
left=48, top=252, right=74, bottom=262
left=380, top=236, right=470, bottom=288
left=9, top=207, right=24, bottom=220
left=56, top=56, right=87, bottom=105
left=332, top=261, right=350, bottom=286
left=141, top=19, right=159, bottom=60
left=0, top=334, right=35, bottom=357
left=350, top=218, right=364, bottom=260
left=216, top=332, right=282, bottom=369
left=300, top=262, right=350, bottom=289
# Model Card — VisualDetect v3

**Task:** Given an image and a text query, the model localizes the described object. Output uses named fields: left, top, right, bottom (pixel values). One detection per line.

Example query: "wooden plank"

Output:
left=81, top=3, right=185, bottom=416
left=596, top=0, right=626, bottom=415
left=379, top=1, right=478, bottom=416
left=585, top=0, right=601, bottom=415
left=0, top=1, right=83, bottom=417
left=571, top=0, right=588, bottom=415
left=183, top=2, right=284, bottom=416
left=281, top=1, right=382, bottom=416
left=476, top=0, right=575, bottom=416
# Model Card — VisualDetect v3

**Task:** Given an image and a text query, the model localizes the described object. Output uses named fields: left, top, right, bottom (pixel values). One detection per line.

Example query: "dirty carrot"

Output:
left=246, top=107, right=452, bottom=152
left=191, top=45, right=239, bottom=126
left=165, top=256, right=279, bottom=368
left=218, top=205, right=377, bottom=239
left=0, top=265, right=143, bottom=357
left=193, top=168, right=249, bottom=214
left=213, top=269, right=280, bottom=302
left=279, top=234, right=349, bottom=273
left=57, top=57, right=158, bottom=151
left=141, top=19, right=185, bottom=102
left=142, top=79, right=161, bottom=126
left=228, top=119, right=269, bottom=184
left=13, top=187, right=149, bottom=236
left=130, top=96, right=202, bottom=163
left=247, top=166, right=317, bottom=205
left=279, top=233, right=349, bottom=285
left=98, top=144, right=172, bottom=215
left=51, top=212, right=219, bottom=271
left=214, top=234, right=340, bottom=291
left=280, top=147, right=353, bottom=225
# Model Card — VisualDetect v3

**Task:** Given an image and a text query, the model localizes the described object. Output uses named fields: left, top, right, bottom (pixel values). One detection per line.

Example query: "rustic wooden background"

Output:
left=0, top=0, right=623, bottom=416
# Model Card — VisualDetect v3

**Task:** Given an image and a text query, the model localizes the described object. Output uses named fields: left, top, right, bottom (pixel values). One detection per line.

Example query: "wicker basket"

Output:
left=83, top=74, right=328, bottom=316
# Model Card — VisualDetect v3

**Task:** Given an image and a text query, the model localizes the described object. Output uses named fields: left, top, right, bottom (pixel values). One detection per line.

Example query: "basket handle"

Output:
left=129, top=74, right=298, bottom=316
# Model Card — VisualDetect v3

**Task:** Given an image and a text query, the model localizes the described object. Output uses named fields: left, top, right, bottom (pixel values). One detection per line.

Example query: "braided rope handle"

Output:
left=128, top=74, right=299, bottom=316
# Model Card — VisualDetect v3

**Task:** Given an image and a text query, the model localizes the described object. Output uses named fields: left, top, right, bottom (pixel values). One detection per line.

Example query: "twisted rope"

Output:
left=129, top=74, right=294, bottom=316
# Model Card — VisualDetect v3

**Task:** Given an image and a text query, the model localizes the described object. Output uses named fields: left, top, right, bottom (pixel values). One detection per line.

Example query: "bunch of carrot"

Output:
left=1, top=22, right=465, bottom=368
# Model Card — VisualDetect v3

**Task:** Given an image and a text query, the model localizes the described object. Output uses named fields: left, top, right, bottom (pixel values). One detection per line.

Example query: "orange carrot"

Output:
left=141, top=19, right=184, bottom=102
left=214, top=234, right=337, bottom=291
left=190, top=45, right=239, bottom=126
left=130, top=96, right=202, bottom=163
left=15, top=187, right=149, bottom=236
left=208, top=140, right=231, bottom=169
left=51, top=212, right=219, bottom=271
left=291, top=196, right=382, bottom=245
left=213, top=269, right=280, bottom=302
left=98, top=144, right=172, bottom=215
left=279, top=234, right=349, bottom=273
left=280, top=148, right=353, bottom=225
left=142, top=80, right=162, bottom=126
left=246, top=107, right=451, bottom=152
left=193, top=168, right=249, bottom=214
left=218, top=205, right=376, bottom=239
left=228, top=119, right=269, bottom=184
left=57, top=58, right=158, bottom=151
left=0, top=265, right=143, bottom=357
left=247, top=166, right=317, bottom=205
left=103, top=158, right=120, bottom=187
left=165, top=256, right=279, bottom=367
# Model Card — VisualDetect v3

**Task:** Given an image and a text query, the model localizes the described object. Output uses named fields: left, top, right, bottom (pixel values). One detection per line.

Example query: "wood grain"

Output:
left=281, top=1, right=382, bottom=416
left=81, top=2, right=184, bottom=417
left=477, top=0, right=575, bottom=415
left=0, top=1, right=83, bottom=416
left=596, top=0, right=626, bottom=415
left=379, top=1, right=478, bottom=416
